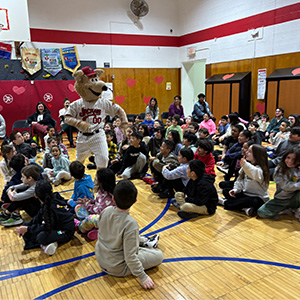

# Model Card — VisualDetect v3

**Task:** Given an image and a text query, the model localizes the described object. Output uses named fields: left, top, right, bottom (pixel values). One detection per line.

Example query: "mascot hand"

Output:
left=78, top=121, right=91, bottom=132
left=65, top=115, right=90, bottom=132
left=120, top=122, right=128, bottom=134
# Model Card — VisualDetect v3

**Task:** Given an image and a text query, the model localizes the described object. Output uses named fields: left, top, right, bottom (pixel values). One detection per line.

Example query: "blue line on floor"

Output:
left=143, top=218, right=190, bottom=237
left=34, top=271, right=107, bottom=300
left=0, top=215, right=187, bottom=282
left=139, top=198, right=171, bottom=234
left=34, top=256, right=300, bottom=299
left=58, top=189, right=74, bottom=194
left=0, top=252, right=95, bottom=281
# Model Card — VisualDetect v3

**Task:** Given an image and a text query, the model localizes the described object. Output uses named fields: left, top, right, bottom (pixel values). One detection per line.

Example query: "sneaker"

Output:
left=278, top=208, right=294, bottom=216
left=87, top=163, right=97, bottom=170
left=143, top=234, right=159, bottom=248
left=87, top=229, right=98, bottom=240
left=243, top=207, right=254, bottom=217
left=177, top=210, right=200, bottom=219
left=0, top=211, right=11, bottom=222
left=170, top=198, right=180, bottom=209
left=217, top=165, right=229, bottom=174
left=158, top=189, right=174, bottom=199
left=1, top=215, right=23, bottom=227
left=295, top=208, right=300, bottom=221
left=142, top=177, right=156, bottom=185
left=0, top=203, right=10, bottom=211
left=151, top=183, right=163, bottom=193
left=218, top=196, right=227, bottom=206
left=41, top=242, right=58, bottom=255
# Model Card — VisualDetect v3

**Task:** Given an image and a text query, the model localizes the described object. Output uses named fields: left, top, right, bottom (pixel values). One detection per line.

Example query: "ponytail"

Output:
left=35, top=180, right=55, bottom=232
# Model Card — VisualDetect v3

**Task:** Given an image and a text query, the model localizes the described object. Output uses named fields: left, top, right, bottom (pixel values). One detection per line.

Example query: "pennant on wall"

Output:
left=0, top=42, right=12, bottom=59
left=41, top=48, right=62, bottom=76
left=60, top=46, right=81, bottom=73
left=21, top=47, right=41, bottom=75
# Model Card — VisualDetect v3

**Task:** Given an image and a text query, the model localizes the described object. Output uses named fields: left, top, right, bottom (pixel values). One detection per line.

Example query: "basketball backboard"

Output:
left=0, top=0, right=31, bottom=42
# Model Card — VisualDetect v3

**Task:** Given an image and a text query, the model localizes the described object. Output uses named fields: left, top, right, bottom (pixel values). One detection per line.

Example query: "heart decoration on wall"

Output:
left=143, top=96, right=152, bottom=104
left=115, top=96, right=125, bottom=105
left=222, top=74, right=235, bottom=80
left=48, top=104, right=52, bottom=108
left=292, top=68, right=300, bottom=76
left=155, top=76, right=164, bottom=85
left=126, top=78, right=136, bottom=87
left=12, top=86, right=26, bottom=95
left=256, top=102, right=265, bottom=114
left=68, top=83, right=76, bottom=92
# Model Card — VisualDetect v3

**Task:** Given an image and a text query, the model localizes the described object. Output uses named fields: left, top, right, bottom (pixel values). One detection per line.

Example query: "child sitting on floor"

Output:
left=43, top=145, right=71, bottom=186
left=219, top=144, right=270, bottom=217
left=0, top=144, right=16, bottom=184
left=258, top=148, right=300, bottom=220
left=22, top=131, right=38, bottom=149
left=67, top=161, right=94, bottom=214
left=1, top=153, right=26, bottom=205
left=74, top=168, right=115, bottom=240
left=194, top=139, right=216, bottom=179
left=95, top=180, right=163, bottom=289
left=171, top=160, right=218, bottom=219
left=15, top=180, right=75, bottom=256
left=117, top=132, right=149, bottom=180
left=0, top=164, right=41, bottom=227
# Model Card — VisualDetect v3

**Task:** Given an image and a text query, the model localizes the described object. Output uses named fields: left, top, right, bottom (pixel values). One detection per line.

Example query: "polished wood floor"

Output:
left=1, top=139, right=300, bottom=300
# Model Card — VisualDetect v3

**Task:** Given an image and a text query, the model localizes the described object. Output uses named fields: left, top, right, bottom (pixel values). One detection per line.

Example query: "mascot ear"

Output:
left=73, top=70, right=85, bottom=82
left=95, top=69, right=104, bottom=77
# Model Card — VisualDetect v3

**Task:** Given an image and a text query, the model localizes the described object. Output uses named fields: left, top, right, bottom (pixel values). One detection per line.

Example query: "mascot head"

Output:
left=73, top=67, right=108, bottom=102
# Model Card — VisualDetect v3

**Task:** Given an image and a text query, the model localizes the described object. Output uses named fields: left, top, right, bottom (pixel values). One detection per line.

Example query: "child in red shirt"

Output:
left=194, top=139, right=216, bottom=179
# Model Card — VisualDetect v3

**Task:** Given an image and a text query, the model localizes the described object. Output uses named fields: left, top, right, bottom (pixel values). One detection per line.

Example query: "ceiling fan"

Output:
left=127, top=0, right=149, bottom=30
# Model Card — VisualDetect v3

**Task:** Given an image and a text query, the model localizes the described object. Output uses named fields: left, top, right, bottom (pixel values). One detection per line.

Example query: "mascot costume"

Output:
left=65, top=66, right=128, bottom=168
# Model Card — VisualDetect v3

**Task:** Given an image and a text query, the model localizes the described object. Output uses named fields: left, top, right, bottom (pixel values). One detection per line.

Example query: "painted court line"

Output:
left=34, top=256, right=300, bottom=299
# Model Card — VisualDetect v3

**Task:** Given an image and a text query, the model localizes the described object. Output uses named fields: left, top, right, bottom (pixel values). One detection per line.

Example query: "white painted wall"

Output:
left=5, top=0, right=299, bottom=115
left=178, top=0, right=300, bottom=64
left=181, top=61, right=206, bottom=116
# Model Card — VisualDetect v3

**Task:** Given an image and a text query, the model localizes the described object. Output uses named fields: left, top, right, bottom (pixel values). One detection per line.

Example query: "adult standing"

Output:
left=145, top=97, right=160, bottom=120
left=265, top=108, right=288, bottom=139
left=168, top=95, right=184, bottom=123
left=192, top=93, right=214, bottom=123
left=0, top=114, right=6, bottom=139
left=59, top=98, right=77, bottom=148
left=27, top=102, right=55, bottom=149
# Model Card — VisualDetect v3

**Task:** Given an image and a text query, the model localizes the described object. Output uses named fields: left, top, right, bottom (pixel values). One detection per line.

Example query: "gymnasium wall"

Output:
left=205, top=52, right=300, bottom=117
left=2, top=0, right=299, bottom=123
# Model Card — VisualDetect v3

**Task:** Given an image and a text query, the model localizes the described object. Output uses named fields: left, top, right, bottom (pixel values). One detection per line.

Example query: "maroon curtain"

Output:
left=0, top=80, right=80, bottom=134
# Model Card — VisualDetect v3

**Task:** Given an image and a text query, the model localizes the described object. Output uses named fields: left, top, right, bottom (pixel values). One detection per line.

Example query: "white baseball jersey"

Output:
left=65, top=98, right=121, bottom=168
left=66, top=98, right=121, bottom=132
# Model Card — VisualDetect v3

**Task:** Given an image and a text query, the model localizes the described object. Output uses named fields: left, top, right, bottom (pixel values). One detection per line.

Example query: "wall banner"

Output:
left=21, top=47, right=41, bottom=75
left=41, top=48, right=62, bottom=76
left=60, top=46, right=81, bottom=73
left=0, top=42, right=11, bottom=59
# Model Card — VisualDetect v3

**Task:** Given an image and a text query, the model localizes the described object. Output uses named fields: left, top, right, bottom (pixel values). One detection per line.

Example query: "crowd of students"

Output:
left=0, top=95, right=300, bottom=290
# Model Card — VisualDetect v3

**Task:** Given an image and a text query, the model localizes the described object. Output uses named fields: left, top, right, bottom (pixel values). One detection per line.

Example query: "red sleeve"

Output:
left=204, top=153, right=216, bottom=176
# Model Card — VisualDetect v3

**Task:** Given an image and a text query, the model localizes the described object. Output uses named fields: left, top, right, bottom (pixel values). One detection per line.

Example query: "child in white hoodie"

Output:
left=220, top=144, right=270, bottom=216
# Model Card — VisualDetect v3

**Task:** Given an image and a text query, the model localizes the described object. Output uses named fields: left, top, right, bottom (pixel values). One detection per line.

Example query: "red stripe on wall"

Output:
left=30, top=3, right=300, bottom=47
left=178, top=2, right=300, bottom=46
left=30, top=29, right=179, bottom=47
